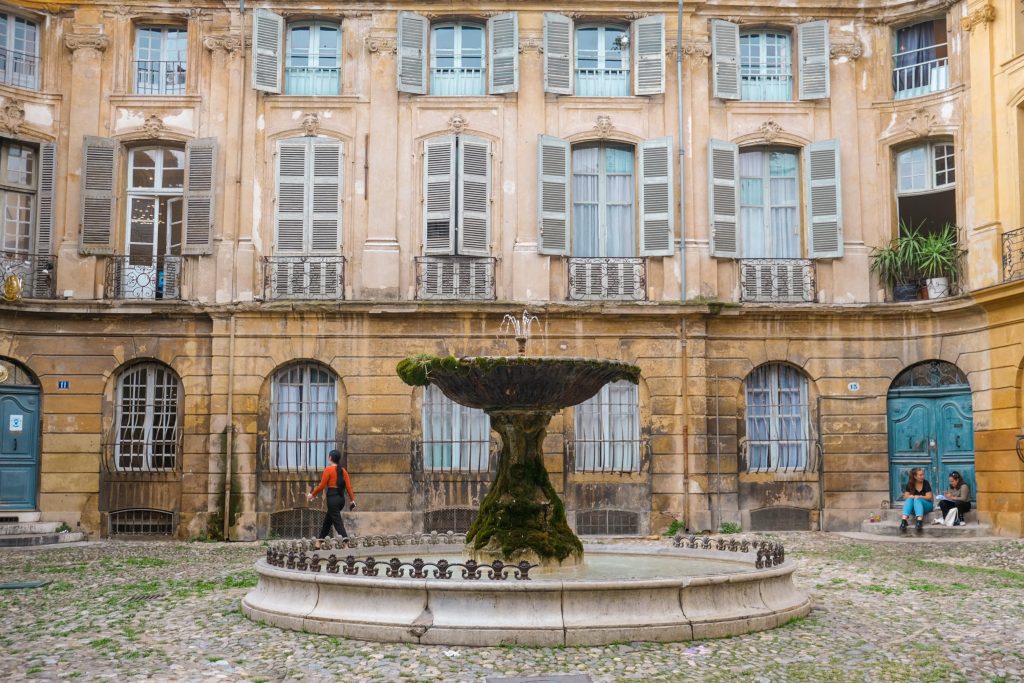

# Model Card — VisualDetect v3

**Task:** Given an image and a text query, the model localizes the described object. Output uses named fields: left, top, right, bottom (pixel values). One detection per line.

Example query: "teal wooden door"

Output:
left=887, top=390, right=975, bottom=502
left=0, top=387, right=40, bottom=510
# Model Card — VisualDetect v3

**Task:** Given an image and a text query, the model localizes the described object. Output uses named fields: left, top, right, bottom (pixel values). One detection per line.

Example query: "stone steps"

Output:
left=0, top=522, right=86, bottom=548
left=860, top=509, right=991, bottom=537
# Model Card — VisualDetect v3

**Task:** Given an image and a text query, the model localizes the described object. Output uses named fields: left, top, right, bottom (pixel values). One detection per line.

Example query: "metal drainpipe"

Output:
left=816, top=394, right=873, bottom=531
left=676, top=0, right=686, bottom=300
left=223, top=314, right=237, bottom=541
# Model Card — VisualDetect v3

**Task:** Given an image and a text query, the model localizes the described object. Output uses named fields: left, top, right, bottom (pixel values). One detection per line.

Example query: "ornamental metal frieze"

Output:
left=671, top=534, right=787, bottom=568
left=266, top=550, right=537, bottom=580
left=269, top=531, right=468, bottom=554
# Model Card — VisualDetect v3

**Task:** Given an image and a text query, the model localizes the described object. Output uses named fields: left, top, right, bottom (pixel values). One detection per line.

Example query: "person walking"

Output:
left=935, top=471, right=971, bottom=526
left=308, top=449, right=356, bottom=544
left=898, top=467, right=933, bottom=534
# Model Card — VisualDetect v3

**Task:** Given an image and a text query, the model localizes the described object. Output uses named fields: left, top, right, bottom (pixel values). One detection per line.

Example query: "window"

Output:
left=892, top=20, right=948, bottom=100
left=0, top=141, right=36, bottom=255
left=285, top=22, right=340, bottom=96
left=422, top=385, right=490, bottom=471
left=123, top=146, right=184, bottom=299
left=114, top=363, right=181, bottom=472
left=895, top=141, right=955, bottom=235
left=422, top=134, right=490, bottom=256
left=274, top=137, right=344, bottom=253
left=269, top=363, right=337, bottom=470
left=739, top=149, right=799, bottom=258
left=740, top=32, right=792, bottom=101
left=431, top=23, right=485, bottom=96
left=744, top=364, right=809, bottom=472
left=574, top=381, right=641, bottom=472
left=575, top=25, right=630, bottom=97
left=572, top=143, right=635, bottom=256
left=134, top=27, right=187, bottom=95
left=0, top=12, right=39, bottom=89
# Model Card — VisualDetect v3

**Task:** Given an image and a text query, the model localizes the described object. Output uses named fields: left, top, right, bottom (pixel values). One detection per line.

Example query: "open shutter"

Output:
left=711, top=20, right=740, bottom=101
left=488, top=13, right=518, bottom=94
left=183, top=137, right=216, bottom=255
left=252, top=8, right=283, bottom=93
left=806, top=139, right=843, bottom=259
left=310, top=138, right=344, bottom=253
left=275, top=139, right=307, bottom=252
left=457, top=136, right=490, bottom=257
left=639, top=137, right=674, bottom=256
left=798, top=20, right=830, bottom=100
left=397, top=11, right=429, bottom=94
left=537, top=135, right=570, bottom=256
left=543, top=13, right=573, bottom=95
left=33, top=142, right=56, bottom=294
left=708, top=138, right=739, bottom=258
left=633, top=15, right=665, bottom=96
left=423, top=135, right=456, bottom=255
left=79, top=136, right=118, bottom=255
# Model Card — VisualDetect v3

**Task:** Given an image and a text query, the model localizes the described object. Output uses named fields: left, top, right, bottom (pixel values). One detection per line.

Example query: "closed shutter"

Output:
left=806, top=138, right=843, bottom=259
left=252, top=8, right=283, bottom=93
left=537, top=135, right=570, bottom=256
left=275, top=139, right=307, bottom=252
left=711, top=19, right=740, bottom=101
left=310, top=139, right=344, bottom=252
left=423, top=135, right=456, bottom=255
left=457, top=136, right=490, bottom=257
left=183, top=137, right=216, bottom=255
left=33, top=142, right=56, bottom=293
left=633, top=15, right=665, bottom=96
left=798, top=20, right=830, bottom=100
left=79, top=136, right=118, bottom=255
left=708, top=138, right=739, bottom=258
left=397, top=11, right=429, bottom=94
left=487, top=13, right=518, bottom=94
left=638, top=137, right=674, bottom=256
left=543, top=13, right=573, bottom=95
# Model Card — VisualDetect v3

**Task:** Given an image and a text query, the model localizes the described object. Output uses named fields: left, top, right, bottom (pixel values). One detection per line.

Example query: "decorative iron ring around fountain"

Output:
left=670, top=534, right=787, bottom=568
left=264, top=548, right=537, bottom=581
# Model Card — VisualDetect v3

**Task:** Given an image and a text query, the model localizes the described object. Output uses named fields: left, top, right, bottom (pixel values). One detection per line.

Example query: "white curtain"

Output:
left=572, top=147, right=601, bottom=257
left=744, top=364, right=808, bottom=471
left=739, top=150, right=798, bottom=258
left=575, top=381, right=640, bottom=471
left=572, top=145, right=635, bottom=257
left=423, top=385, right=490, bottom=470
left=271, top=365, right=337, bottom=470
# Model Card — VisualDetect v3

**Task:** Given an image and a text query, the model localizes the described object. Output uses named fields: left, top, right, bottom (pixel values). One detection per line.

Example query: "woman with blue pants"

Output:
left=899, top=467, right=934, bottom=534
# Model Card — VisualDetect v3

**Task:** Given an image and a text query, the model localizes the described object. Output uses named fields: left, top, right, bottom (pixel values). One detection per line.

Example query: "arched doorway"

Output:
left=0, top=358, right=41, bottom=511
left=887, top=360, right=975, bottom=503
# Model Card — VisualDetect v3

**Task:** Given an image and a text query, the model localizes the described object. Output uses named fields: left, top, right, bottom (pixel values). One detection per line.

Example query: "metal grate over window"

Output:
left=891, top=360, right=968, bottom=389
left=268, top=363, right=338, bottom=471
left=423, top=507, right=478, bottom=534
left=114, top=363, right=182, bottom=472
left=575, top=509, right=640, bottom=536
left=270, top=507, right=324, bottom=539
left=744, top=363, right=811, bottom=472
left=109, top=508, right=174, bottom=536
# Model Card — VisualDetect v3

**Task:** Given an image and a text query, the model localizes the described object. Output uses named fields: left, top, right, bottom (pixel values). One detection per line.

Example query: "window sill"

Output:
left=109, top=94, right=203, bottom=107
left=871, top=84, right=965, bottom=109
left=265, top=94, right=364, bottom=106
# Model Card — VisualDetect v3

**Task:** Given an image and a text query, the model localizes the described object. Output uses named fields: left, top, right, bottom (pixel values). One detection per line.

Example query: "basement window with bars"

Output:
left=269, top=507, right=323, bottom=538
left=269, top=363, right=338, bottom=471
left=574, top=381, right=641, bottom=472
left=744, top=363, right=811, bottom=472
left=423, top=507, right=478, bottom=534
left=575, top=509, right=640, bottom=535
left=422, top=385, right=491, bottom=472
left=109, top=509, right=175, bottom=536
left=114, top=362, right=182, bottom=472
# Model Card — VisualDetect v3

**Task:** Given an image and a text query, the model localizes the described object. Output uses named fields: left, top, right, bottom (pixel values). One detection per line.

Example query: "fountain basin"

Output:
left=242, top=542, right=810, bottom=646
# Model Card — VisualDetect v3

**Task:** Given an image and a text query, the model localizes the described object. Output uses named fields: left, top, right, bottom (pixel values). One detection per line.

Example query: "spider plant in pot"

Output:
left=918, top=223, right=962, bottom=299
left=870, top=221, right=924, bottom=301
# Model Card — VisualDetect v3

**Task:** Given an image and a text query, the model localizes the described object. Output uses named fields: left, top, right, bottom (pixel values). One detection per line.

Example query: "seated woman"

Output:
left=899, top=467, right=933, bottom=534
left=936, top=471, right=971, bottom=526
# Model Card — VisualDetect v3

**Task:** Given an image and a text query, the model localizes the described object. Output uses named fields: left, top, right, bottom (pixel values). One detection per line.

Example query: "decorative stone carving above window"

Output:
left=447, top=114, right=469, bottom=134
left=519, top=36, right=543, bottom=54
left=180, top=9, right=213, bottom=21
left=301, top=113, right=321, bottom=137
left=904, top=108, right=938, bottom=138
left=0, top=99, right=25, bottom=134
left=830, top=38, right=863, bottom=60
left=961, top=3, right=995, bottom=31
left=594, top=115, right=615, bottom=138
left=758, top=120, right=785, bottom=144
left=143, top=115, right=165, bottom=138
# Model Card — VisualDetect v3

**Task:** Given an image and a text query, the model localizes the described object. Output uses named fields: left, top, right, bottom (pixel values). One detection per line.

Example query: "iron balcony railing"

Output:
left=134, top=60, right=187, bottom=95
left=0, top=251, right=55, bottom=298
left=264, top=255, right=345, bottom=300
left=567, top=257, right=647, bottom=301
left=1003, top=227, right=1024, bottom=282
left=285, top=66, right=340, bottom=96
left=415, top=256, right=495, bottom=300
left=742, top=438, right=820, bottom=474
left=575, top=68, right=630, bottom=97
left=892, top=44, right=948, bottom=100
left=430, top=67, right=485, bottom=96
left=412, top=439, right=497, bottom=476
left=739, top=259, right=816, bottom=303
left=105, top=255, right=182, bottom=300
left=259, top=438, right=344, bottom=474
left=0, top=47, right=39, bottom=89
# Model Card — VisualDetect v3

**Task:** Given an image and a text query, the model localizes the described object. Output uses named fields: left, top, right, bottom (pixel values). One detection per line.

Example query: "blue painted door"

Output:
left=887, top=390, right=975, bottom=503
left=0, top=388, right=40, bottom=510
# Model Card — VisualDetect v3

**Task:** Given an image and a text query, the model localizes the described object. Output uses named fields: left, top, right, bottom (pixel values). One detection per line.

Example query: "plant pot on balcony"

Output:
left=893, top=283, right=921, bottom=302
left=925, top=277, right=950, bottom=299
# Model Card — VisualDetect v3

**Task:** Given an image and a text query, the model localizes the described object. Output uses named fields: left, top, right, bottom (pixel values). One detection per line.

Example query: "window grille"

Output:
left=422, top=385, right=491, bottom=472
left=574, top=381, right=642, bottom=472
left=109, top=509, right=174, bottom=536
left=114, top=363, right=182, bottom=472
left=891, top=360, right=968, bottom=389
left=270, top=507, right=323, bottom=538
left=268, top=364, right=338, bottom=470
left=739, top=259, right=816, bottom=303
left=415, top=256, right=495, bottom=300
left=575, top=509, right=640, bottom=535
left=744, top=364, right=811, bottom=472
left=423, top=507, right=478, bottom=534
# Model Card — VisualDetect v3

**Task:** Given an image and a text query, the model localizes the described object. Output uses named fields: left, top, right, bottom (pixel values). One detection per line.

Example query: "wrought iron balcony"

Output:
left=0, top=47, right=39, bottom=89
left=567, top=257, right=647, bottom=301
left=134, top=60, right=187, bottom=95
left=0, top=251, right=56, bottom=298
left=739, top=259, right=816, bottom=303
left=1003, top=227, right=1024, bottom=282
left=264, top=255, right=345, bottom=300
left=892, top=44, right=948, bottom=100
left=105, top=255, right=182, bottom=300
left=415, top=256, right=495, bottom=300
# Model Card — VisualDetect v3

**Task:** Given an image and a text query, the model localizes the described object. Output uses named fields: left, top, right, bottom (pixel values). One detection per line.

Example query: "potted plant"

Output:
left=918, top=223, right=963, bottom=299
left=870, top=221, right=924, bottom=302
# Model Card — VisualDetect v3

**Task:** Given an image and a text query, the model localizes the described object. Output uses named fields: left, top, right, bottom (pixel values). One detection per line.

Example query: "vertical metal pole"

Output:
left=223, top=314, right=237, bottom=541
left=677, top=0, right=686, bottom=299
left=715, top=374, right=721, bottom=531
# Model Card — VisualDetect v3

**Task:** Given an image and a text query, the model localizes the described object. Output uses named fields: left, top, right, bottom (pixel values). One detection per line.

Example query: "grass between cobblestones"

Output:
left=0, top=534, right=1022, bottom=682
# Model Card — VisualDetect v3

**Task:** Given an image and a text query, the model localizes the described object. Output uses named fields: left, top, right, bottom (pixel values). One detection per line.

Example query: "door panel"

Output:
left=887, top=397, right=933, bottom=500
left=0, top=390, right=40, bottom=510
left=936, top=395, right=976, bottom=501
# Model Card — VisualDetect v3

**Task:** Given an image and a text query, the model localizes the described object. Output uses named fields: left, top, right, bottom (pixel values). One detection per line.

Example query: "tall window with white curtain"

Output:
left=744, top=364, right=810, bottom=472
left=739, top=148, right=800, bottom=258
left=269, top=363, right=338, bottom=470
left=571, top=143, right=635, bottom=257
left=574, top=381, right=641, bottom=472
left=114, top=362, right=182, bottom=472
left=422, top=385, right=491, bottom=472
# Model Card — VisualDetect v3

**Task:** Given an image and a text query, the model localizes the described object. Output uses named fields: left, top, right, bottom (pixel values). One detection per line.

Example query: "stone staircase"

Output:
left=859, top=508, right=992, bottom=538
left=0, top=522, right=87, bottom=548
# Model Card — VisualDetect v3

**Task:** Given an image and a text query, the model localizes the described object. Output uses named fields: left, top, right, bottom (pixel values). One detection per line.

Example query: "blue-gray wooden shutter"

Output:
left=543, top=13, right=573, bottom=95
left=275, top=139, right=307, bottom=252
left=633, top=15, right=665, bottom=96
left=487, top=13, right=518, bottom=94
left=711, top=19, right=740, bottom=101
left=33, top=142, right=56, bottom=293
left=805, top=138, right=843, bottom=259
left=457, top=135, right=490, bottom=257
left=183, top=137, right=216, bottom=255
left=708, top=138, right=739, bottom=258
left=638, top=137, right=674, bottom=256
left=423, top=135, right=456, bottom=255
left=397, top=11, right=429, bottom=94
left=798, top=20, right=830, bottom=100
left=252, top=8, right=283, bottom=93
left=310, top=138, right=344, bottom=253
left=537, top=135, right=570, bottom=255
left=79, top=136, right=118, bottom=255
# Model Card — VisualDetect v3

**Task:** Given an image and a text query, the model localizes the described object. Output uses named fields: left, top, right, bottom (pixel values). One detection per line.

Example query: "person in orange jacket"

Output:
left=308, top=449, right=355, bottom=541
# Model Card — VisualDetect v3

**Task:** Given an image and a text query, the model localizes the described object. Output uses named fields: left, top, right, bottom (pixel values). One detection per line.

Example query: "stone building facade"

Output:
left=0, top=0, right=1021, bottom=539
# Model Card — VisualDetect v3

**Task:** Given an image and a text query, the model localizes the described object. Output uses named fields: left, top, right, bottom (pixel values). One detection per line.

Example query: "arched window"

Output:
left=269, top=363, right=337, bottom=470
left=421, top=385, right=490, bottom=471
left=285, top=22, right=341, bottom=96
left=430, top=22, right=485, bottom=96
left=575, top=24, right=630, bottom=96
left=114, top=363, right=182, bottom=472
left=744, top=364, right=809, bottom=472
left=574, top=380, right=640, bottom=472
left=571, top=142, right=635, bottom=257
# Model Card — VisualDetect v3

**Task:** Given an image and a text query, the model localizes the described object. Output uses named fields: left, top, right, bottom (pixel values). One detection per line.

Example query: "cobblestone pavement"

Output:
left=1, top=533, right=1022, bottom=683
